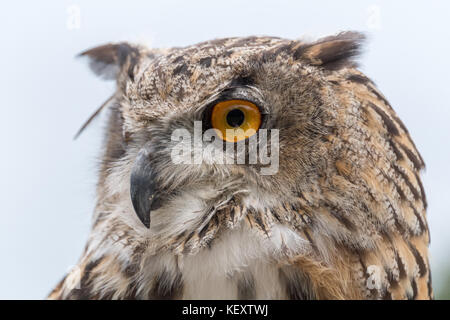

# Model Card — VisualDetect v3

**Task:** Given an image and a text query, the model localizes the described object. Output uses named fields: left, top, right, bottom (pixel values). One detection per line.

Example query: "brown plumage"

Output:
left=49, top=32, right=431, bottom=300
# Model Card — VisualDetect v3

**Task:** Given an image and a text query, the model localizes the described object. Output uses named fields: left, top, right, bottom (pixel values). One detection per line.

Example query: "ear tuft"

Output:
left=294, top=31, right=366, bottom=70
left=78, top=43, right=140, bottom=80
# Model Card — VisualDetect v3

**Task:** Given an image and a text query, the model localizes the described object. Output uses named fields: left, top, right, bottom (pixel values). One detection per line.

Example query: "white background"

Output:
left=1, top=0, right=449, bottom=299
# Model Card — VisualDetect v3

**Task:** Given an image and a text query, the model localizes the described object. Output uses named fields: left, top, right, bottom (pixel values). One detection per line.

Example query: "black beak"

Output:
left=130, top=144, right=162, bottom=228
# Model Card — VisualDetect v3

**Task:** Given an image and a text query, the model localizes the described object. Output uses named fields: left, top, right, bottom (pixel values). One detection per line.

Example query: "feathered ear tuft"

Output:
left=74, top=43, right=140, bottom=139
left=78, top=42, right=141, bottom=80
left=294, top=31, right=366, bottom=70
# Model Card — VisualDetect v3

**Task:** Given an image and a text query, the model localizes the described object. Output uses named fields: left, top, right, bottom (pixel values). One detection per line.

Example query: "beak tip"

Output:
left=130, top=193, right=151, bottom=228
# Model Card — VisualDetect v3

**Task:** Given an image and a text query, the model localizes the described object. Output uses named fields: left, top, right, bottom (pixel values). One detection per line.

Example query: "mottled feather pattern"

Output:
left=49, top=32, right=431, bottom=300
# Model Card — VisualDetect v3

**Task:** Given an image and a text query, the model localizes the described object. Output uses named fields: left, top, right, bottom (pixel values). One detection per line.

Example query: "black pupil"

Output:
left=226, top=109, right=245, bottom=127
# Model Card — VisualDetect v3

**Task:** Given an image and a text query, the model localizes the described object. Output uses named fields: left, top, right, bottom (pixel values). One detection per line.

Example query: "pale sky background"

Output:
left=1, top=0, right=449, bottom=299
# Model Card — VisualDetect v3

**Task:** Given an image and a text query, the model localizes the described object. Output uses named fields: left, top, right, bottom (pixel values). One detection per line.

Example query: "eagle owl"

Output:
left=49, top=32, right=432, bottom=300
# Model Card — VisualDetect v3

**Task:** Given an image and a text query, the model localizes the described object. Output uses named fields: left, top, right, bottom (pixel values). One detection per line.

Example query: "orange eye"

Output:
left=211, top=100, right=261, bottom=142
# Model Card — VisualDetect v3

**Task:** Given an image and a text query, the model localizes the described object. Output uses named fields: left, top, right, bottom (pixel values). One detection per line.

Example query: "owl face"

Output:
left=82, top=33, right=365, bottom=232
left=82, top=34, right=367, bottom=233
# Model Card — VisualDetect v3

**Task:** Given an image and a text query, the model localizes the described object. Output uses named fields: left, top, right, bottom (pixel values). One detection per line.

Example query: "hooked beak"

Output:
left=130, top=144, right=163, bottom=228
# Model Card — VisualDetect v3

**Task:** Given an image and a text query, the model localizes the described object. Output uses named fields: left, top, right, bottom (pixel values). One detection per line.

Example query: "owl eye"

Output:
left=211, top=100, right=261, bottom=142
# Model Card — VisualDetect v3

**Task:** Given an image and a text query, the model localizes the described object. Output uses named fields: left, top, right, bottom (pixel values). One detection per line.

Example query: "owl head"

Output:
left=79, top=32, right=426, bottom=260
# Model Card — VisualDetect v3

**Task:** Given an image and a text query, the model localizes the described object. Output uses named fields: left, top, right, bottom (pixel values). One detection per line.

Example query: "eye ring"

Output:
left=211, top=100, right=261, bottom=142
